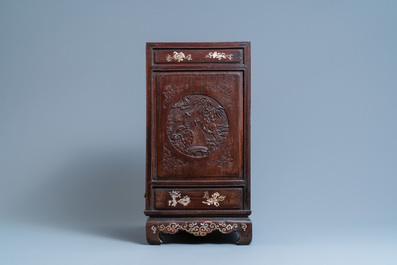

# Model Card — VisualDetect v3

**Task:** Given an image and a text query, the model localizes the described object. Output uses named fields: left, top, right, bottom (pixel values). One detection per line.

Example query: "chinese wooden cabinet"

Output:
left=145, top=42, right=251, bottom=244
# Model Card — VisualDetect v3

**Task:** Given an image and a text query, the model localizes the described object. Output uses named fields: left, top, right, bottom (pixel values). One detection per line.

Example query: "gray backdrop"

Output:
left=1, top=0, right=396, bottom=264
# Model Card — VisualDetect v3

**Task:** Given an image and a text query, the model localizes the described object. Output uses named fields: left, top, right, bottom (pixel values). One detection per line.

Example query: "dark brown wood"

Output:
left=154, top=188, right=243, bottom=210
left=144, top=209, right=252, bottom=217
left=145, top=42, right=251, bottom=244
left=154, top=49, right=243, bottom=64
left=146, top=217, right=252, bottom=245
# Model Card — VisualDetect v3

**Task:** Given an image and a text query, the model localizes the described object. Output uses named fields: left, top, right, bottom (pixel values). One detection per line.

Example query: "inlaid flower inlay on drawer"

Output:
left=205, top=51, right=233, bottom=60
left=168, top=191, right=191, bottom=207
left=202, top=191, right=226, bottom=207
left=166, top=51, right=192, bottom=62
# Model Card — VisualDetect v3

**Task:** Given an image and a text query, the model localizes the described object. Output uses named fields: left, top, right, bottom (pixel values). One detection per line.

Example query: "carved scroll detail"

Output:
left=163, top=84, right=188, bottom=108
left=207, top=143, right=233, bottom=168
left=166, top=51, right=192, bottom=62
left=202, top=191, right=226, bottom=207
left=156, top=221, right=242, bottom=236
left=163, top=145, right=188, bottom=170
left=207, top=80, right=232, bottom=106
left=205, top=51, right=233, bottom=60
left=167, top=95, right=229, bottom=158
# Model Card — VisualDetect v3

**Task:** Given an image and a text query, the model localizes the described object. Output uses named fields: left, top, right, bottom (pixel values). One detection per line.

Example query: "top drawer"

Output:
left=154, top=49, right=243, bottom=64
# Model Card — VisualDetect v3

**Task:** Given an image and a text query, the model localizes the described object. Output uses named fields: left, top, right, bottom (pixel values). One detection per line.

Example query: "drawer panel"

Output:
left=154, top=188, right=243, bottom=210
left=154, top=49, right=243, bottom=64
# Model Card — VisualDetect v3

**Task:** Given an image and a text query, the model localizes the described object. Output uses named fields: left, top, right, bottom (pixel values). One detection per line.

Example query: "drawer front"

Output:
left=154, top=188, right=243, bottom=210
left=154, top=49, right=243, bottom=64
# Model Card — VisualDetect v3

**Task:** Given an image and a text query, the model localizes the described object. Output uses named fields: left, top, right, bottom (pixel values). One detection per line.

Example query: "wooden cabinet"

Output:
left=145, top=42, right=251, bottom=244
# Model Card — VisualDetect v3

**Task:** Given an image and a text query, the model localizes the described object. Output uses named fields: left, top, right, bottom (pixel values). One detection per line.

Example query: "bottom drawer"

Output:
left=154, top=188, right=243, bottom=210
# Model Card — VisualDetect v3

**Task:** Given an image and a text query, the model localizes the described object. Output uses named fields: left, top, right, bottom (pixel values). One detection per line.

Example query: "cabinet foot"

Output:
left=146, top=220, right=162, bottom=245
left=236, top=221, right=252, bottom=245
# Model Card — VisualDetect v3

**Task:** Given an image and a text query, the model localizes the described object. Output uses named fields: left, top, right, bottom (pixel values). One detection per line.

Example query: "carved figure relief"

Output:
left=202, top=191, right=226, bottom=207
left=166, top=51, right=192, bottom=62
left=168, top=191, right=191, bottom=207
left=167, top=95, right=229, bottom=158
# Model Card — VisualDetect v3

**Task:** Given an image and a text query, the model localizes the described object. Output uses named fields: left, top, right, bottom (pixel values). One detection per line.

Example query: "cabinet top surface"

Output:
left=147, top=42, right=250, bottom=48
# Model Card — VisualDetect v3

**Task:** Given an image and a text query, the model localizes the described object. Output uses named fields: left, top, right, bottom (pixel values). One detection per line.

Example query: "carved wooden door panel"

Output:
left=145, top=42, right=251, bottom=245
left=156, top=72, right=243, bottom=179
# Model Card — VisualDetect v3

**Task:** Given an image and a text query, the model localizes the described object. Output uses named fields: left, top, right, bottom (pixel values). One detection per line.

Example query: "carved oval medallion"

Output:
left=167, top=95, right=229, bottom=158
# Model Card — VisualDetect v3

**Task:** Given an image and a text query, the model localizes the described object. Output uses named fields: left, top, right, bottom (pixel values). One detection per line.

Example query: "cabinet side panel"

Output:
left=243, top=43, right=251, bottom=210
left=146, top=43, right=154, bottom=211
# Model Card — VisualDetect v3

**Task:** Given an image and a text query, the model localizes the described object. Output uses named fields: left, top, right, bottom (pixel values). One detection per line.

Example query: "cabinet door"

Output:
left=154, top=71, right=244, bottom=179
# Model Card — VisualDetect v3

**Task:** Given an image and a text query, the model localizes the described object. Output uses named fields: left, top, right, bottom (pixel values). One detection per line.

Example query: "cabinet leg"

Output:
left=236, top=222, right=252, bottom=245
left=146, top=220, right=161, bottom=245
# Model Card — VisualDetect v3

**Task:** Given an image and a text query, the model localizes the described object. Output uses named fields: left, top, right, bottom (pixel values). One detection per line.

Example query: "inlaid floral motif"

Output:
left=168, top=190, right=191, bottom=207
left=202, top=191, right=226, bottom=207
left=205, top=51, right=233, bottom=60
left=166, top=51, right=192, bottom=62
left=156, top=221, right=242, bottom=236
